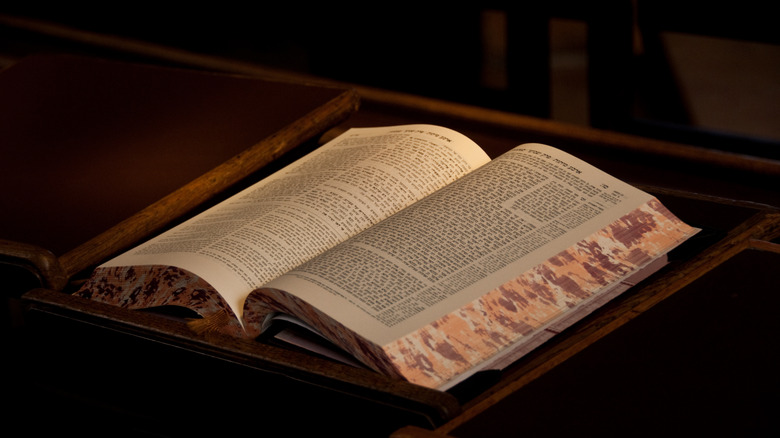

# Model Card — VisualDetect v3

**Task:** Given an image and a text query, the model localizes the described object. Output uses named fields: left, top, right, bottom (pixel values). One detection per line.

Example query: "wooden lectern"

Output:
left=3, top=52, right=779, bottom=437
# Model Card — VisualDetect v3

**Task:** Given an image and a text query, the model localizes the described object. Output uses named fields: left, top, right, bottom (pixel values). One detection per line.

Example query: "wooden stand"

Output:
left=3, top=31, right=779, bottom=437
left=0, top=54, right=359, bottom=290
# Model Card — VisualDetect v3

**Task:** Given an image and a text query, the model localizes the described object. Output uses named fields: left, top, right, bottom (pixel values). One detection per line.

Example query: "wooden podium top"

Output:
left=0, top=54, right=358, bottom=286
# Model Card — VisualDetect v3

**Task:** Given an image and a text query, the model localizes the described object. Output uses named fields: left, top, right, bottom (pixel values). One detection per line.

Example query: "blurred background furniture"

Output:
left=2, top=2, right=778, bottom=161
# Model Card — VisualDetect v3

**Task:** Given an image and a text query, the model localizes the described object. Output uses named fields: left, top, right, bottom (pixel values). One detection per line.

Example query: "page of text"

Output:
left=101, top=125, right=491, bottom=318
left=264, top=143, right=654, bottom=345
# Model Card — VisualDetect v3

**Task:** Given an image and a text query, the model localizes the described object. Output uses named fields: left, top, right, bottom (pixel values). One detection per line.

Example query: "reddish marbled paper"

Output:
left=378, top=198, right=698, bottom=389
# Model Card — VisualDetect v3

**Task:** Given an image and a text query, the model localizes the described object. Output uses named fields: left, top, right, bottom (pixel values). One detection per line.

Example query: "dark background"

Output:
left=2, top=2, right=779, bottom=158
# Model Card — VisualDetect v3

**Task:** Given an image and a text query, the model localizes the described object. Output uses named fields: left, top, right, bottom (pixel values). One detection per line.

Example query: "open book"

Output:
left=75, top=125, right=699, bottom=390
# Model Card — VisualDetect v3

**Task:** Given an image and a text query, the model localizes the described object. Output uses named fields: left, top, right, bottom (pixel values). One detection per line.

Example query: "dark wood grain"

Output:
left=58, top=88, right=359, bottom=281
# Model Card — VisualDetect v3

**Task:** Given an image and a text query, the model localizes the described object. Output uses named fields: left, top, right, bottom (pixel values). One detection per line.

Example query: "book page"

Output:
left=263, top=143, right=656, bottom=345
left=99, top=125, right=491, bottom=319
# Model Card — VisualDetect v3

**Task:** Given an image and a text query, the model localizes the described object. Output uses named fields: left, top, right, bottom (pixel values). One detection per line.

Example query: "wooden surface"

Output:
left=0, top=54, right=359, bottom=289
